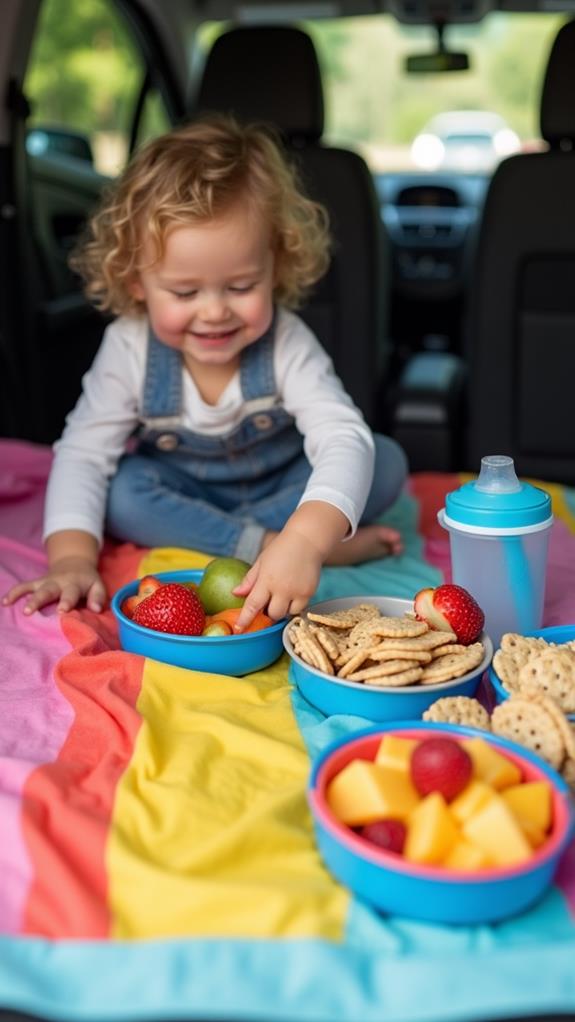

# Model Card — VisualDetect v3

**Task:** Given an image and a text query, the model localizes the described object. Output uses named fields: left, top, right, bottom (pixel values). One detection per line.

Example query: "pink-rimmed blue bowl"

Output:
left=308, top=721, right=574, bottom=925
left=489, top=624, right=575, bottom=721
left=111, top=569, right=287, bottom=676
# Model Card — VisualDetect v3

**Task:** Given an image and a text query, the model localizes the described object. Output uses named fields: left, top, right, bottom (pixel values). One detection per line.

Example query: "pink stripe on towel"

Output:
left=0, top=536, right=73, bottom=933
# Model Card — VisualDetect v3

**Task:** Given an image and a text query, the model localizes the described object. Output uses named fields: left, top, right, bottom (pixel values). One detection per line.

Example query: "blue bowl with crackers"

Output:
left=111, top=569, right=287, bottom=677
left=283, top=596, right=493, bottom=722
left=308, top=721, right=575, bottom=924
left=489, top=625, right=575, bottom=722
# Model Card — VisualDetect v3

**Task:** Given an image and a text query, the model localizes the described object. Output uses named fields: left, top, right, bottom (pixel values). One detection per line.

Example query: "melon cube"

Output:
left=519, top=821, right=548, bottom=849
left=375, top=734, right=418, bottom=774
left=462, top=795, right=532, bottom=866
left=464, top=737, right=522, bottom=790
left=450, top=780, right=497, bottom=823
left=443, top=839, right=491, bottom=871
left=404, top=792, right=460, bottom=865
left=326, top=759, right=419, bottom=826
left=502, top=781, right=552, bottom=834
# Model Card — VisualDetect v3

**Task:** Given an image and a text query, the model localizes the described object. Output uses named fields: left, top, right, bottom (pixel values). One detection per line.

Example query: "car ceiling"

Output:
left=157, top=0, right=575, bottom=24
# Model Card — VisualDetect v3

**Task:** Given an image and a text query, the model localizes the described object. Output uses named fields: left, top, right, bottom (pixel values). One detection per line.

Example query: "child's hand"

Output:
left=232, top=529, right=324, bottom=630
left=2, top=556, right=106, bottom=615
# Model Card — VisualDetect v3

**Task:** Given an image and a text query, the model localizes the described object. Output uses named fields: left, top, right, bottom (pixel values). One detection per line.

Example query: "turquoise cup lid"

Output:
left=443, top=455, right=552, bottom=530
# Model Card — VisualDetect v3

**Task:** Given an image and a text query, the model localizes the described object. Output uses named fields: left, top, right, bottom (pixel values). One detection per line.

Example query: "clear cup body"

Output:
left=443, top=523, right=552, bottom=649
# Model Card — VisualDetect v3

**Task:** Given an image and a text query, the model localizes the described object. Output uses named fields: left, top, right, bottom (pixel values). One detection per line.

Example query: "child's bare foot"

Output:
left=325, top=525, right=403, bottom=565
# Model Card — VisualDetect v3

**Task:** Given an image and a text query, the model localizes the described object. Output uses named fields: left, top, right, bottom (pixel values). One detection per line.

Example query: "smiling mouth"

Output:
left=191, top=328, right=239, bottom=345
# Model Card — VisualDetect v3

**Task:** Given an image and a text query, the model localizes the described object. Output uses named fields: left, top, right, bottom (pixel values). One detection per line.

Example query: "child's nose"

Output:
left=200, top=291, right=227, bottom=320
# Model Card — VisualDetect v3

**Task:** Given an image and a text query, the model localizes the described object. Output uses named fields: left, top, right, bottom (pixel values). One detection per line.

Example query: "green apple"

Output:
left=198, top=556, right=251, bottom=615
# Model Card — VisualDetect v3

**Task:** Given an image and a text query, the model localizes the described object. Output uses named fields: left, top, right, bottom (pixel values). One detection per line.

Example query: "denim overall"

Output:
left=106, top=318, right=408, bottom=560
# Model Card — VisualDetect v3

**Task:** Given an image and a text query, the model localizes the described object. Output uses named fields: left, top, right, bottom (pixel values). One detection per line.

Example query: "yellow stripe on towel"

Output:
left=108, top=548, right=349, bottom=939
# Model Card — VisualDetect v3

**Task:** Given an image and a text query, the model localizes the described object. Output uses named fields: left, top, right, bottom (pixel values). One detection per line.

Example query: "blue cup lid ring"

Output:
left=439, top=508, right=553, bottom=536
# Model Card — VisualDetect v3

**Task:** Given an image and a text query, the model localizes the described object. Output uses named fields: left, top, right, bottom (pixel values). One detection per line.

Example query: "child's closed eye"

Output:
left=228, top=283, right=255, bottom=293
left=171, top=289, right=198, bottom=299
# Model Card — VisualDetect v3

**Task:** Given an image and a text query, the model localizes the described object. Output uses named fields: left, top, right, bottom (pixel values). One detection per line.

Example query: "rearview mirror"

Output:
left=405, top=50, right=470, bottom=72
left=405, top=21, right=470, bottom=73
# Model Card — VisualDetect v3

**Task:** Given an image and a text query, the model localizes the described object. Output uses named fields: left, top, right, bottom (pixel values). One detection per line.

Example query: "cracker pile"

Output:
left=287, top=603, right=485, bottom=687
left=492, top=632, right=575, bottom=714
left=422, top=692, right=575, bottom=791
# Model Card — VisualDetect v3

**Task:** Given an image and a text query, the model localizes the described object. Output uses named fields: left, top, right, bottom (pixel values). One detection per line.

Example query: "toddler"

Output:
left=3, top=115, right=407, bottom=629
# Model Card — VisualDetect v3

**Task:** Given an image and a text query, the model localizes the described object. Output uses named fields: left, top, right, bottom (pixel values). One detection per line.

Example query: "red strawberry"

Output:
left=133, top=583, right=206, bottom=636
left=138, top=574, right=162, bottom=598
left=121, top=593, right=146, bottom=619
left=410, top=738, right=472, bottom=802
left=413, top=583, right=484, bottom=645
left=358, top=818, right=406, bottom=854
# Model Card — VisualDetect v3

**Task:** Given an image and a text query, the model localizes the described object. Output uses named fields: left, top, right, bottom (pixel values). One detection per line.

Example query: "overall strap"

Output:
left=239, top=308, right=277, bottom=402
left=141, top=328, right=183, bottom=423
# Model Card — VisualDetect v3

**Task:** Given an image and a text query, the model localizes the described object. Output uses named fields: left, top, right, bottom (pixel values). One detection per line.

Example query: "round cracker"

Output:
left=362, top=666, right=424, bottom=688
left=346, top=660, right=421, bottom=681
left=518, top=687, right=575, bottom=760
left=420, top=642, right=484, bottom=684
left=492, top=649, right=524, bottom=692
left=517, top=650, right=575, bottom=713
left=422, top=696, right=491, bottom=730
left=491, top=697, right=566, bottom=770
left=365, top=616, right=429, bottom=639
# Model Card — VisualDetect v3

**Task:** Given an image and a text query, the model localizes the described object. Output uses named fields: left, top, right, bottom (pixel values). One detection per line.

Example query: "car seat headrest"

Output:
left=195, top=25, right=324, bottom=144
left=540, top=19, right=575, bottom=146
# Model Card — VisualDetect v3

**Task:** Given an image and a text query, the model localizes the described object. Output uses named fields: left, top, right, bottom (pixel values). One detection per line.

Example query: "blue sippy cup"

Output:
left=438, top=455, right=553, bottom=648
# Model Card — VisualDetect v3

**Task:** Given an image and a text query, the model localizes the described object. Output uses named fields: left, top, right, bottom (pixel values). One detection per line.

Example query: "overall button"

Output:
left=253, top=413, right=273, bottom=431
left=156, top=433, right=179, bottom=451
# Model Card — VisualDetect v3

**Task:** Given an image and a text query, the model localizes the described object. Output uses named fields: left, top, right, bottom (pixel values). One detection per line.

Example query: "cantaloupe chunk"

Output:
left=375, top=734, right=418, bottom=774
left=404, top=792, right=460, bottom=865
left=450, top=779, right=497, bottom=823
left=462, top=795, right=532, bottom=866
left=464, top=737, right=522, bottom=790
left=443, top=839, right=491, bottom=871
left=502, top=781, right=552, bottom=833
left=518, top=821, right=548, bottom=849
left=326, top=759, right=419, bottom=826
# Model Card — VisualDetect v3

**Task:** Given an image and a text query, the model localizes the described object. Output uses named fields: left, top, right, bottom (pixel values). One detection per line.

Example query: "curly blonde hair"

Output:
left=71, top=114, right=331, bottom=316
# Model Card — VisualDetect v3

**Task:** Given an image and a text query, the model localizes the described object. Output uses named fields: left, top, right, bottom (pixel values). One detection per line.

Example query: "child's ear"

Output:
left=128, top=276, right=145, bottom=301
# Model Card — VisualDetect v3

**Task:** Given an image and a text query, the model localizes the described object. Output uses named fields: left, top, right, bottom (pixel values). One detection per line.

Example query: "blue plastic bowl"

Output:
left=283, top=595, right=493, bottom=722
left=308, top=721, right=575, bottom=925
left=489, top=624, right=575, bottom=721
left=111, top=569, right=287, bottom=676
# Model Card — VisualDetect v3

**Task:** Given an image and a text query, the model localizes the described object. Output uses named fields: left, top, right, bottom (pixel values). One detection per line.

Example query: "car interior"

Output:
left=3, top=1, right=575, bottom=1020
left=3, top=0, right=574, bottom=484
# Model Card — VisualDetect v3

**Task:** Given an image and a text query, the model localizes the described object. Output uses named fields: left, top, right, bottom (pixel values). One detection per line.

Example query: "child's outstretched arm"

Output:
left=2, top=530, right=106, bottom=614
left=232, top=501, right=350, bottom=630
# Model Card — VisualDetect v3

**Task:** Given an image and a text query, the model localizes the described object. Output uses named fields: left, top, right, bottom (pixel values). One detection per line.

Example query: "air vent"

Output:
left=397, top=186, right=460, bottom=208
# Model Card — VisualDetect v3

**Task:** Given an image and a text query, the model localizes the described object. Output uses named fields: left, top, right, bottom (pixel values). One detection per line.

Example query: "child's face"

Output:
left=131, top=201, right=275, bottom=368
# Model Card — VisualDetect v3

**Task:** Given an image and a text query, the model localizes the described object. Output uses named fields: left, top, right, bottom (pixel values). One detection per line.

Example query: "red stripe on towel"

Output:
left=20, top=546, right=147, bottom=937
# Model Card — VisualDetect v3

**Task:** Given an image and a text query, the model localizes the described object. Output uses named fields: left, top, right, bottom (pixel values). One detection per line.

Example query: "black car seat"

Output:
left=191, top=24, right=390, bottom=427
left=465, top=18, right=575, bottom=483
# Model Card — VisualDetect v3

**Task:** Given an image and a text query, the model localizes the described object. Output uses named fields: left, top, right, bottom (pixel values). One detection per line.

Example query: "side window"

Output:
left=134, top=88, right=172, bottom=149
left=24, top=0, right=169, bottom=176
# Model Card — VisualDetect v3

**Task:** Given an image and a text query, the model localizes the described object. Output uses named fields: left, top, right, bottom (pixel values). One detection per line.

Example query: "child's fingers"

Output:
left=57, top=583, right=84, bottom=613
left=86, top=579, right=107, bottom=613
left=232, top=563, right=259, bottom=596
left=234, top=584, right=269, bottom=632
left=267, top=593, right=292, bottom=622
left=23, top=583, right=62, bottom=614
left=2, top=580, right=37, bottom=606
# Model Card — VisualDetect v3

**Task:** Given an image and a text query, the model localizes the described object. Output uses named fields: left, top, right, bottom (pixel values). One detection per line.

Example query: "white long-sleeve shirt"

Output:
left=43, top=308, right=375, bottom=545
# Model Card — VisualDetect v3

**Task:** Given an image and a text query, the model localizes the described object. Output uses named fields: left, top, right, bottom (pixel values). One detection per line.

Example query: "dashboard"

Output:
left=374, top=172, right=490, bottom=354
left=376, top=172, right=489, bottom=296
